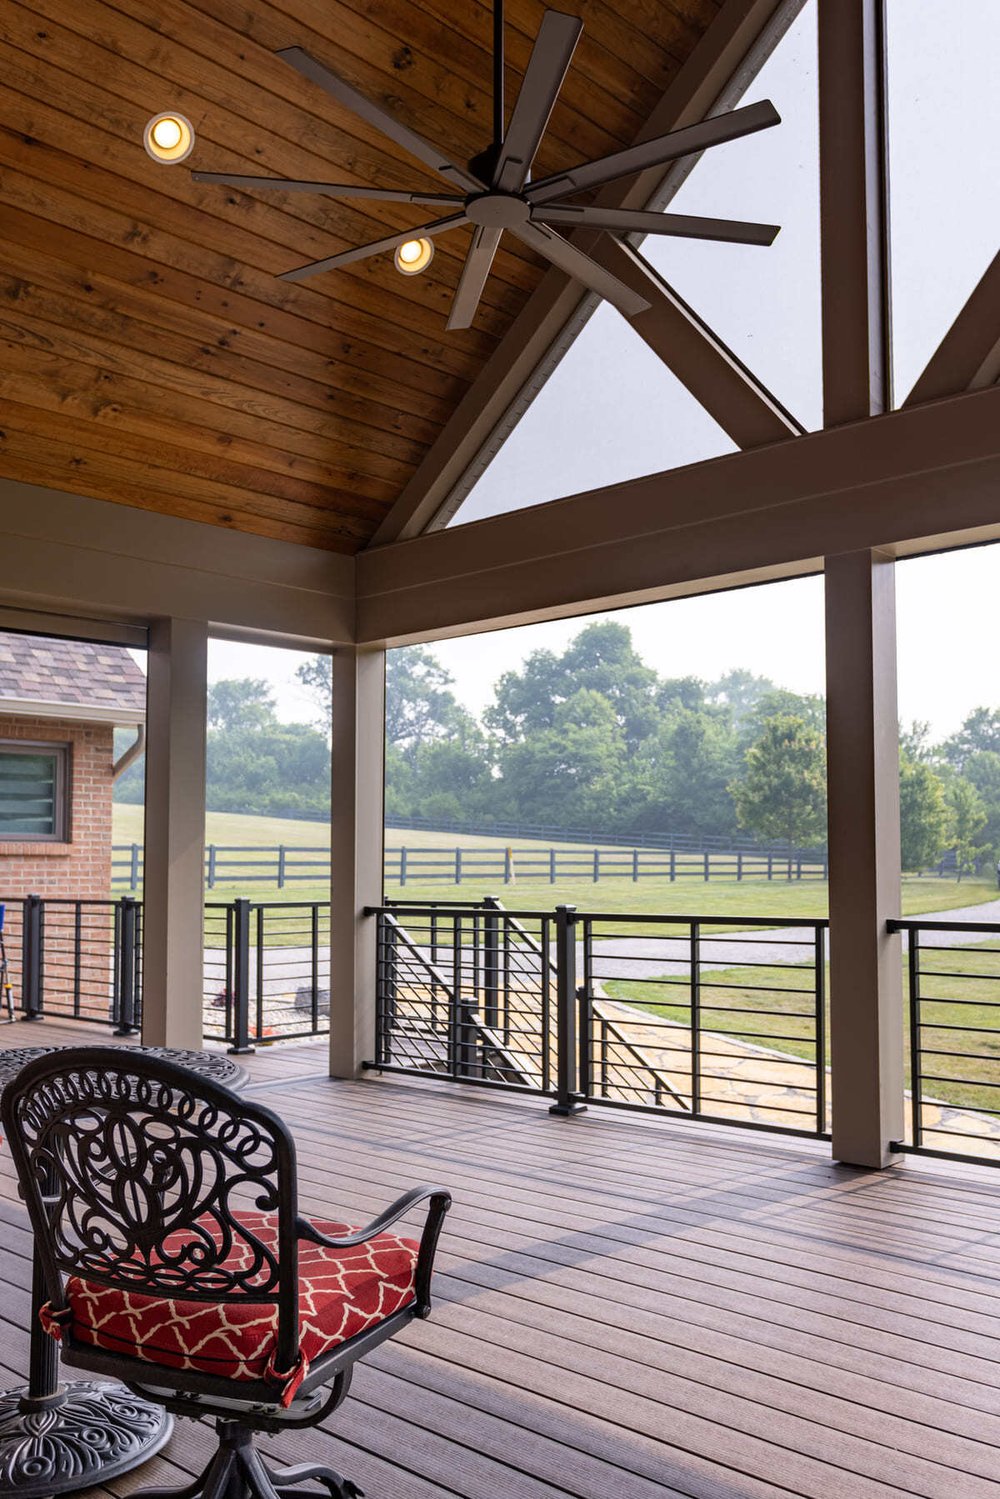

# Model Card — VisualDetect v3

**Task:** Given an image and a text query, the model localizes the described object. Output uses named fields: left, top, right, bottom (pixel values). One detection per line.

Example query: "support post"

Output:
left=329, top=647, right=385, bottom=1078
left=549, top=904, right=586, bottom=1117
left=818, top=0, right=889, bottom=424
left=141, top=617, right=207, bottom=1050
left=824, top=549, right=904, bottom=1167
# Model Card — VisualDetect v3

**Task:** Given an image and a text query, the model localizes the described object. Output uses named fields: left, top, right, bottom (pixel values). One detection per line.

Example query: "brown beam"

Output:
left=905, top=249, right=1000, bottom=407
left=824, top=550, right=904, bottom=1168
left=370, top=0, right=799, bottom=545
left=596, top=242, right=802, bottom=447
left=818, top=0, right=889, bottom=425
left=356, top=387, right=1000, bottom=643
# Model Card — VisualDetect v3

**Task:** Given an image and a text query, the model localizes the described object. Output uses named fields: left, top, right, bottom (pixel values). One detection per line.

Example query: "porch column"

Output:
left=329, top=646, right=385, bottom=1077
left=141, top=617, right=208, bottom=1049
left=818, top=0, right=889, bottom=424
left=824, top=549, right=904, bottom=1167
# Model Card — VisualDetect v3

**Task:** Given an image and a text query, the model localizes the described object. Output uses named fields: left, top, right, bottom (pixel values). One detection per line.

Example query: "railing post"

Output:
left=114, top=896, right=141, bottom=1035
left=482, top=894, right=500, bottom=1030
left=815, top=923, right=827, bottom=1135
left=577, top=916, right=592, bottom=1100
left=130, top=841, right=140, bottom=892
left=207, top=845, right=217, bottom=891
left=455, top=848, right=462, bottom=885
left=21, top=894, right=43, bottom=1020
left=549, top=905, right=586, bottom=1117
left=504, top=847, right=512, bottom=884
left=277, top=845, right=287, bottom=890
left=670, top=849, right=676, bottom=882
left=737, top=851, right=743, bottom=882
left=593, top=849, right=599, bottom=883
left=400, top=846, right=408, bottom=887
left=632, top=848, right=639, bottom=883
left=908, top=927, right=922, bottom=1149
left=690, top=920, right=701, bottom=1115
left=229, top=897, right=255, bottom=1055
left=550, top=847, right=556, bottom=884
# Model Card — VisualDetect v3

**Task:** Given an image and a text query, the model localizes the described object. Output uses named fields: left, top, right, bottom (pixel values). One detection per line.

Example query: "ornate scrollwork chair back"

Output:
left=1, top=1049, right=452, bottom=1499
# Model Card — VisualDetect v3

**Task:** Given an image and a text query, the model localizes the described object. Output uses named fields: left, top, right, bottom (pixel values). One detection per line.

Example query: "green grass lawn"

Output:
left=605, top=940, right=1000, bottom=1119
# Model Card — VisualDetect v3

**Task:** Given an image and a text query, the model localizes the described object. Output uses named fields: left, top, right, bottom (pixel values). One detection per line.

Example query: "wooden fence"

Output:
left=112, top=842, right=829, bottom=891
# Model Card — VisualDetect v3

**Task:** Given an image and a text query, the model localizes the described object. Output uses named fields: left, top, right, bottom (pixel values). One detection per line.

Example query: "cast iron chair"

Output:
left=1, top=1047, right=452, bottom=1499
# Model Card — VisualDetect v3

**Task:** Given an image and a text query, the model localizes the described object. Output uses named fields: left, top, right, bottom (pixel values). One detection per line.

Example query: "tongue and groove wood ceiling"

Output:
left=0, top=0, right=721, bottom=552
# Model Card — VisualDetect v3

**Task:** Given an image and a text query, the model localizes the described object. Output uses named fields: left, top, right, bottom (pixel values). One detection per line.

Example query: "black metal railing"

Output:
left=368, top=900, right=830, bottom=1138
left=0, top=894, right=330, bottom=1050
left=889, top=918, right=1000, bottom=1163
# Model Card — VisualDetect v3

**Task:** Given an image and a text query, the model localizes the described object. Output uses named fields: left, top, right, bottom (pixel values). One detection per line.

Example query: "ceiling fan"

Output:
left=193, top=3, right=781, bottom=331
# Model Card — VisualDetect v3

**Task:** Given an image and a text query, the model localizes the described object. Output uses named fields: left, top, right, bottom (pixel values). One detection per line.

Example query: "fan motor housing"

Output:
left=466, top=192, right=532, bottom=229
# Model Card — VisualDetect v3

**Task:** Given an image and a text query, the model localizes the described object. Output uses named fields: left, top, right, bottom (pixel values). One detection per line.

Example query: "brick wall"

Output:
left=0, top=714, right=116, bottom=899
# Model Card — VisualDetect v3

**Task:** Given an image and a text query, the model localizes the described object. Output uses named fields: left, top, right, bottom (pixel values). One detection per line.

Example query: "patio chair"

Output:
left=1, top=1047, right=451, bottom=1499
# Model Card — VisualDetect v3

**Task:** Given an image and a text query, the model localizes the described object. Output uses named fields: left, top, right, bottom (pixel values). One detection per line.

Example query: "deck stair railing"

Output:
left=369, top=900, right=829, bottom=1138
left=373, top=907, right=547, bottom=1088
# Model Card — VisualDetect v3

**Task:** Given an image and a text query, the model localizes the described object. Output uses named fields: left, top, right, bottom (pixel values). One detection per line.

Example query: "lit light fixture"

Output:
left=143, top=112, right=195, bottom=164
left=393, top=237, right=434, bottom=275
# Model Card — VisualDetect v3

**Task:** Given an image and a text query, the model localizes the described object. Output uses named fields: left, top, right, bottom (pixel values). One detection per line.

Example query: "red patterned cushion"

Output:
left=43, top=1212, right=419, bottom=1406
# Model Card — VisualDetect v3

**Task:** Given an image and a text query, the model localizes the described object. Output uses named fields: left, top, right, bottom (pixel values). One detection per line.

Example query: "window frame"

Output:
left=0, top=740, right=72, bottom=844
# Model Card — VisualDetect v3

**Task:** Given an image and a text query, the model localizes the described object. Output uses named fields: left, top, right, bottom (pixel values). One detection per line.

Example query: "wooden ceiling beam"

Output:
left=592, top=240, right=803, bottom=446
left=368, top=0, right=800, bottom=547
left=356, top=386, right=1000, bottom=643
left=904, top=250, right=1000, bottom=408
left=817, top=0, right=888, bottom=426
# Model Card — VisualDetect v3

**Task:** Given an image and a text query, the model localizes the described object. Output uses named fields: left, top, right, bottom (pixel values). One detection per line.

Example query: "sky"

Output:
left=167, top=3, right=1000, bottom=747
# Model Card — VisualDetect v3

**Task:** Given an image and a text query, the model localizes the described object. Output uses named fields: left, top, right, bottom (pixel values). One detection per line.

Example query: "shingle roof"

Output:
left=0, top=633, right=146, bottom=718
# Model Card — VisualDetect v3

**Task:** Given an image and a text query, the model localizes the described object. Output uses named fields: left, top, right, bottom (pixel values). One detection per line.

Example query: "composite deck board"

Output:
left=0, top=1027, right=998, bottom=1496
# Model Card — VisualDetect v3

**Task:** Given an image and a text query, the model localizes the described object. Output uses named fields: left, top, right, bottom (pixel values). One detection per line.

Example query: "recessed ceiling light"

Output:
left=393, top=237, right=434, bottom=275
left=143, top=112, right=195, bottom=164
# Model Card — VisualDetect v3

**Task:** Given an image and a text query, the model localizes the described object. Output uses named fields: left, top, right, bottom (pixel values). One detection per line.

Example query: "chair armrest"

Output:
left=297, top=1186, right=452, bottom=1318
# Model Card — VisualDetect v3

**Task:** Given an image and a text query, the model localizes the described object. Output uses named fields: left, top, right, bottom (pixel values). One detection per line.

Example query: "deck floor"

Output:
left=1, top=1024, right=1000, bottom=1498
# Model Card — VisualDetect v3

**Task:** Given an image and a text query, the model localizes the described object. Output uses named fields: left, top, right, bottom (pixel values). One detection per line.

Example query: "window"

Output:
left=0, top=742, right=70, bottom=841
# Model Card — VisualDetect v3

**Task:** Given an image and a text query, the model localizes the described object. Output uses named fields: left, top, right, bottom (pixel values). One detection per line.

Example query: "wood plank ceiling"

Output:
left=0, top=0, right=722, bottom=552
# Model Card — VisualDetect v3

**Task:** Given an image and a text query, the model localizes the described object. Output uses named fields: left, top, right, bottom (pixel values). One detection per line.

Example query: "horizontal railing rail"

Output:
left=366, top=900, right=830, bottom=1138
left=888, top=917, right=1000, bottom=1165
left=0, top=894, right=330, bottom=1051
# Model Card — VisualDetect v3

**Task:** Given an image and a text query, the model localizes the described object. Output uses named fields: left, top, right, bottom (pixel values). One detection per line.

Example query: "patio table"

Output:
left=0, top=1045, right=249, bottom=1497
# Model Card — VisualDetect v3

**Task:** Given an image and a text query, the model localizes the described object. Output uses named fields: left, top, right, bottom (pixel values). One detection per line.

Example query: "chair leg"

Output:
left=135, top=1442, right=240, bottom=1499
left=261, top=1459, right=363, bottom=1499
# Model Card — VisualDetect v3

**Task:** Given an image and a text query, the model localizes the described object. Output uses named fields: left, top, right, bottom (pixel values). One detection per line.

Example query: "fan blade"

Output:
left=494, top=11, right=583, bottom=192
left=447, top=226, right=503, bottom=330
left=511, top=222, right=651, bottom=318
left=279, top=212, right=468, bottom=283
left=527, top=99, right=781, bottom=206
left=192, top=172, right=463, bottom=207
left=535, top=204, right=780, bottom=246
left=278, top=47, right=482, bottom=192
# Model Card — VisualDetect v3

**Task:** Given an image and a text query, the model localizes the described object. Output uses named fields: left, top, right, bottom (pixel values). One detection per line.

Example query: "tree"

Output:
left=494, top=689, right=627, bottom=826
left=628, top=705, right=740, bottom=839
left=385, top=647, right=473, bottom=759
left=208, top=678, right=276, bottom=733
left=899, top=720, right=934, bottom=763
left=295, top=655, right=332, bottom=723
left=731, top=714, right=827, bottom=849
left=705, top=669, right=778, bottom=732
left=941, top=707, right=1000, bottom=771
left=963, top=750, right=1000, bottom=858
left=946, top=779, right=989, bottom=881
left=898, top=753, right=949, bottom=871
left=486, top=620, right=659, bottom=755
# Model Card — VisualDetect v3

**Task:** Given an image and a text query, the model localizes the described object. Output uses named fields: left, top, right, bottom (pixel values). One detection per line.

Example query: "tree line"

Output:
left=114, top=621, right=1000, bottom=875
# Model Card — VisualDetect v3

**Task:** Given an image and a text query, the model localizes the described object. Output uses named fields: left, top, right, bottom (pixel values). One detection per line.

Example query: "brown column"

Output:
left=824, top=549, right=904, bottom=1167
left=818, top=0, right=889, bottom=424
left=328, top=646, right=385, bottom=1078
left=141, top=617, right=208, bottom=1049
